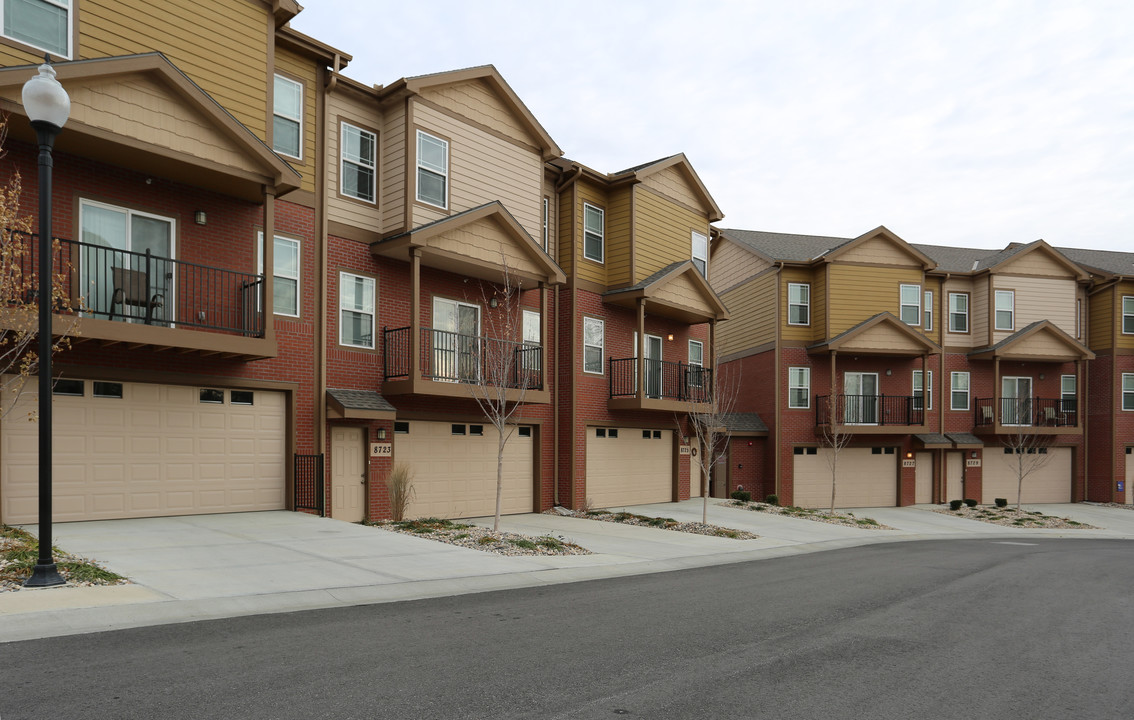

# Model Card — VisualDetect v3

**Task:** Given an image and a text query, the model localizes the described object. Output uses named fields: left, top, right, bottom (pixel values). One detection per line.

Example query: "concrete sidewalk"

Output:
left=3, top=500, right=1132, bottom=642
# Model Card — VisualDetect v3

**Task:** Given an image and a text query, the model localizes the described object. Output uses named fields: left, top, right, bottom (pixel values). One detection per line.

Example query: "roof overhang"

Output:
left=619, top=154, right=724, bottom=222
left=809, top=313, right=941, bottom=356
left=914, top=433, right=953, bottom=449
left=326, top=389, right=397, bottom=420
left=823, top=226, right=936, bottom=270
left=603, top=261, right=729, bottom=324
left=968, top=321, right=1094, bottom=362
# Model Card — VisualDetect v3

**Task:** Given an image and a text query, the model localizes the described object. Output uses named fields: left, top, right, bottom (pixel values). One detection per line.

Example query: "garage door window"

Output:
left=231, top=391, right=254, bottom=405
left=93, top=382, right=123, bottom=399
left=200, top=388, right=224, bottom=404
left=53, top=379, right=84, bottom=396
left=394, top=421, right=409, bottom=433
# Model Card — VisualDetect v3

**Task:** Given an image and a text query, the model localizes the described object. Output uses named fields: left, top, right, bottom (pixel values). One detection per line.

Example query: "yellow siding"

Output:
left=382, top=102, right=407, bottom=232
left=1116, top=283, right=1134, bottom=351
left=708, top=239, right=771, bottom=293
left=409, top=101, right=543, bottom=238
left=810, top=266, right=826, bottom=342
left=639, top=165, right=700, bottom=212
left=419, top=79, right=539, bottom=150
left=1088, top=285, right=1113, bottom=351
left=718, top=270, right=776, bottom=356
left=653, top=275, right=713, bottom=316
left=924, top=278, right=941, bottom=346
left=574, top=181, right=608, bottom=285
left=632, top=187, right=709, bottom=282
left=827, top=265, right=924, bottom=336
left=991, top=276, right=1076, bottom=344
left=326, top=89, right=384, bottom=234
left=75, top=0, right=270, bottom=137
left=781, top=267, right=814, bottom=343
left=942, top=278, right=975, bottom=349
left=605, top=186, right=632, bottom=288
left=972, top=277, right=990, bottom=346
left=837, top=237, right=923, bottom=266
left=273, top=46, right=319, bottom=193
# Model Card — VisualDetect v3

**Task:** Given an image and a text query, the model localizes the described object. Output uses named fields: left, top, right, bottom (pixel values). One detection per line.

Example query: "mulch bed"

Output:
left=932, top=505, right=1096, bottom=529
left=720, top=501, right=894, bottom=530
left=551, top=508, right=758, bottom=539
left=366, top=518, right=591, bottom=556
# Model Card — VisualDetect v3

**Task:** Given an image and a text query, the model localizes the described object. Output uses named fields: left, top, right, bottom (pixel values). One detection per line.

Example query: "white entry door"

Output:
left=432, top=298, right=480, bottom=382
left=845, top=373, right=879, bottom=425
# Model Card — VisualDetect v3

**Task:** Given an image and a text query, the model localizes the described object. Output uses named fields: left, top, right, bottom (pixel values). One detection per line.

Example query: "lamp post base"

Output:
left=24, top=562, right=66, bottom=588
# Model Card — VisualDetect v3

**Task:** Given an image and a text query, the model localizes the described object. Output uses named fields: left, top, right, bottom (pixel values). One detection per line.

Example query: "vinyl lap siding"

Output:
left=718, top=271, right=776, bottom=357
left=781, top=267, right=814, bottom=343
left=639, top=165, right=700, bottom=213
left=327, top=91, right=383, bottom=234
left=942, top=278, right=976, bottom=349
left=381, top=103, right=407, bottom=232
left=827, top=265, right=923, bottom=336
left=709, top=240, right=770, bottom=293
left=605, top=186, right=632, bottom=288
left=274, top=46, right=319, bottom=192
left=633, top=188, right=707, bottom=283
left=836, top=237, right=923, bottom=266
left=421, top=79, right=538, bottom=151
left=574, top=181, right=607, bottom=285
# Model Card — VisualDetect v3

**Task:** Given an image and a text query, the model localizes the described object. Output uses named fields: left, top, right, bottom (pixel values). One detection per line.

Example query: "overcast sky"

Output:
left=293, top=1, right=1134, bottom=252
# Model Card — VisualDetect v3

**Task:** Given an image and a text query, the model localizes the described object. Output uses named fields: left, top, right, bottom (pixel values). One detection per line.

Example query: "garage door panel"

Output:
left=586, top=429, right=672, bottom=509
left=981, top=447, right=1070, bottom=504
left=794, top=448, right=898, bottom=508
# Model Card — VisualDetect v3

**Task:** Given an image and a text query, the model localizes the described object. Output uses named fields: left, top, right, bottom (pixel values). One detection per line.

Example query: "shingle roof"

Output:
left=719, top=412, right=769, bottom=434
left=947, top=432, right=983, bottom=447
left=909, top=242, right=1038, bottom=273
left=1058, top=247, right=1134, bottom=277
left=718, top=228, right=853, bottom=262
left=603, top=261, right=688, bottom=294
left=613, top=154, right=679, bottom=176
left=968, top=320, right=1047, bottom=355
left=327, top=388, right=397, bottom=413
left=915, top=433, right=952, bottom=447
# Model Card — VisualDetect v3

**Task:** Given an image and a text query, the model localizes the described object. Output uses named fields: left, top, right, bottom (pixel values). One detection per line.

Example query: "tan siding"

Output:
left=409, top=102, right=542, bottom=238
left=1011, top=332, right=1077, bottom=358
left=709, top=239, right=771, bottom=292
left=972, top=278, right=990, bottom=346
left=943, top=278, right=976, bottom=349
left=419, top=79, right=538, bottom=149
left=781, top=267, right=814, bottom=343
left=923, top=278, right=941, bottom=346
left=605, top=186, right=632, bottom=287
left=427, top=219, right=542, bottom=278
left=810, top=266, right=826, bottom=342
left=718, top=271, right=776, bottom=356
left=827, top=265, right=924, bottom=336
left=992, top=276, right=1076, bottom=344
left=652, top=275, right=712, bottom=316
left=639, top=165, right=700, bottom=211
left=274, top=47, right=319, bottom=193
left=837, top=237, right=923, bottom=266
left=574, top=181, right=608, bottom=285
left=998, top=249, right=1074, bottom=277
left=326, top=91, right=384, bottom=234
left=381, top=102, right=407, bottom=232
left=77, top=0, right=270, bottom=137
left=838, top=324, right=927, bottom=354
left=633, top=188, right=709, bottom=282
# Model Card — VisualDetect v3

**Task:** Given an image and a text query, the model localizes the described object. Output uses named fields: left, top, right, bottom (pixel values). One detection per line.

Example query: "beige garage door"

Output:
left=1, top=379, right=286, bottom=524
left=981, top=446, right=1071, bottom=505
left=395, top=421, right=533, bottom=519
left=793, top=447, right=898, bottom=508
left=585, top=427, right=672, bottom=509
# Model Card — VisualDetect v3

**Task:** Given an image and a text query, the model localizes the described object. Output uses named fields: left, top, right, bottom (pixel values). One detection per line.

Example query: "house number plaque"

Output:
left=966, top=458, right=981, bottom=467
left=370, top=442, right=392, bottom=458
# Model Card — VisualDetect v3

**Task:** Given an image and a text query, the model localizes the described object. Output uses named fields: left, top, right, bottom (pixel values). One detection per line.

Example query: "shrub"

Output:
left=730, top=489, right=752, bottom=503
left=949, top=499, right=964, bottom=511
left=964, top=498, right=978, bottom=508
left=508, top=538, right=538, bottom=550
left=385, top=463, right=416, bottom=522
left=765, top=494, right=780, bottom=506
left=477, top=535, right=498, bottom=545
left=995, top=497, right=1008, bottom=508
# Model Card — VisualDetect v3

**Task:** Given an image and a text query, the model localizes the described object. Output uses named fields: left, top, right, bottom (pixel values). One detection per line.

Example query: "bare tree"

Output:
left=0, top=120, right=78, bottom=419
left=683, top=352, right=740, bottom=524
left=465, top=259, right=537, bottom=531
left=1001, top=397, right=1054, bottom=510
left=819, top=394, right=853, bottom=513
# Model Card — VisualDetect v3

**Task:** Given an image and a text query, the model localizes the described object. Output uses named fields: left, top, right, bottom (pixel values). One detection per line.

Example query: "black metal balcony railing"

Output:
left=974, top=397, right=1077, bottom=427
left=9, top=231, right=265, bottom=337
left=608, top=357, right=712, bottom=404
left=815, top=394, right=925, bottom=426
left=382, top=326, right=543, bottom=390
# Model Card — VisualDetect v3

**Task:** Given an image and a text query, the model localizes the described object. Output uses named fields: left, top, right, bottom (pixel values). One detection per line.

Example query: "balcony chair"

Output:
left=108, top=266, right=164, bottom=325
left=980, top=405, right=994, bottom=425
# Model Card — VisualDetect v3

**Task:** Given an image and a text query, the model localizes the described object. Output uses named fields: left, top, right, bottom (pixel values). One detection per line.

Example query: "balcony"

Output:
left=815, top=394, right=927, bottom=433
left=382, top=326, right=548, bottom=403
left=6, top=231, right=273, bottom=359
left=974, top=397, right=1080, bottom=435
left=607, top=357, right=712, bottom=412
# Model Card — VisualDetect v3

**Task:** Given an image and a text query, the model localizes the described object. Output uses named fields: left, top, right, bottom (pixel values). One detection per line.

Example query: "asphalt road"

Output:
left=3, top=539, right=1132, bottom=719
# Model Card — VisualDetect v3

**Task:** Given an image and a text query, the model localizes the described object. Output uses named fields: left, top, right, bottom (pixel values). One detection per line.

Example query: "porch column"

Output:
left=1076, top=358, right=1083, bottom=429
left=829, top=350, right=837, bottom=424
left=410, top=247, right=422, bottom=385
left=993, top=356, right=1000, bottom=427
left=262, top=189, right=276, bottom=343
left=637, top=298, right=646, bottom=401
left=922, top=353, right=929, bottom=425
left=540, top=282, right=548, bottom=390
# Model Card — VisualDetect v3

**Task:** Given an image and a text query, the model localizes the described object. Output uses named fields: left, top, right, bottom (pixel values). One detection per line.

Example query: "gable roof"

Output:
left=611, top=153, right=723, bottom=222
left=603, top=260, right=729, bottom=323
left=808, top=312, right=941, bottom=356
left=1059, top=246, right=1134, bottom=279
left=968, top=320, right=1094, bottom=361
left=718, top=228, right=853, bottom=263
left=824, top=226, right=935, bottom=269
left=913, top=240, right=1086, bottom=278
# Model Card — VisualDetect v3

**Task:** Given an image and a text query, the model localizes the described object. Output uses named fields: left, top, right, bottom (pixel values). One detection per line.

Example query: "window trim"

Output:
left=582, top=316, right=604, bottom=375
left=542, top=197, right=550, bottom=251
left=339, top=120, right=377, bottom=204
left=994, top=289, right=1015, bottom=331
left=951, top=371, right=970, bottom=411
left=1123, top=296, right=1134, bottom=335
left=913, top=370, right=933, bottom=410
left=1061, top=374, right=1076, bottom=413
left=258, top=232, right=301, bottom=318
left=948, top=292, right=970, bottom=334
left=1124, top=374, right=1134, bottom=412
left=688, top=339, right=704, bottom=388
left=788, top=366, right=810, bottom=409
left=924, top=290, right=933, bottom=332
left=338, top=271, right=376, bottom=349
left=691, top=230, right=708, bottom=276
left=273, top=73, right=304, bottom=161
left=583, top=203, right=605, bottom=263
left=787, top=283, right=810, bottom=326
left=899, top=284, right=921, bottom=326
left=0, top=0, right=73, bottom=59
left=415, top=129, right=449, bottom=209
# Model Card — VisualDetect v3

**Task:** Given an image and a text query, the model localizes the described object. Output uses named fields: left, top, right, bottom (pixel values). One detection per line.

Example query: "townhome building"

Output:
left=711, top=227, right=1092, bottom=508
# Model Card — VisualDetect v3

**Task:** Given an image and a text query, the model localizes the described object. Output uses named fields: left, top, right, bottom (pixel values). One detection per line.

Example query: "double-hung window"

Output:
left=339, top=273, right=375, bottom=348
left=924, top=291, right=934, bottom=332
left=583, top=204, right=604, bottom=263
left=258, top=232, right=300, bottom=317
left=688, top=340, right=704, bottom=387
left=1123, top=297, right=1134, bottom=335
left=788, top=367, right=810, bottom=409
left=340, top=122, right=376, bottom=203
left=2, top=0, right=70, bottom=58
left=1061, top=375, right=1077, bottom=413
left=994, top=290, right=1015, bottom=330
left=691, top=231, right=708, bottom=275
left=913, top=370, right=933, bottom=410
left=583, top=317, right=604, bottom=374
left=1124, top=374, right=1134, bottom=412
left=273, top=75, right=303, bottom=159
left=900, top=284, right=921, bottom=325
left=788, top=283, right=810, bottom=325
left=948, top=292, right=968, bottom=332
left=522, top=309, right=541, bottom=374
left=416, top=130, right=448, bottom=208
left=951, top=372, right=970, bottom=411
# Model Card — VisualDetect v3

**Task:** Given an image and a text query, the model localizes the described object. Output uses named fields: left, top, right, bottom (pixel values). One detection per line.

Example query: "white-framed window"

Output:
left=542, top=197, right=550, bottom=250
left=416, top=130, right=448, bottom=208
left=788, top=367, right=810, bottom=409
left=1124, top=374, right=1134, bottom=412
left=583, top=203, right=604, bottom=263
left=2, top=0, right=70, bottom=58
left=994, top=290, right=1015, bottom=330
left=948, top=292, right=969, bottom=333
left=913, top=370, right=933, bottom=410
left=258, top=232, right=300, bottom=317
left=924, top=291, right=933, bottom=332
left=340, top=122, right=376, bottom=203
left=691, top=231, right=708, bottom=276
left=788, top=283, right=810, bottom=326
left=339, top=272, right=375, bottom=348
left=522, top=309, right=541, bottom=373
left=1077, top=298, right=1083, bottom=339
left=1123, top=296, right=1134, bottom=335
left=688, top=339, right=704, bottom=387
left=583, top=317, right=604, bottom=374
left=900, top=284, right=921, bottom=325
left=273, top=74, right=303, bottom=159
left=1061, top=375, right=1076, bottom=413
left=951, top=371, right=970, bottom=411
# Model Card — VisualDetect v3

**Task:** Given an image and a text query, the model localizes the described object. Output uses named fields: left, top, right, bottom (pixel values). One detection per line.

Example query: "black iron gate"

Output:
left=294, top=453, right=325, bottom=516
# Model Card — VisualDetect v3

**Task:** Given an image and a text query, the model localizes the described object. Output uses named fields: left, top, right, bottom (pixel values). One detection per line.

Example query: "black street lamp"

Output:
left=21, top=59, right=70, bottom=588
